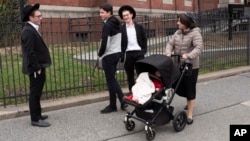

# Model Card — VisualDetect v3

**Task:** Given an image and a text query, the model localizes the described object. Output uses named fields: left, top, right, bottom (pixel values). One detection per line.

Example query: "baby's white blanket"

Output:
left=132, top=72, right=155, bottom=104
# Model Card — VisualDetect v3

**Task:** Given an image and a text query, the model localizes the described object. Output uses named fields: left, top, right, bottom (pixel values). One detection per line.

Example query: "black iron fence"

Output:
left=0, top=8, right=249, bottom=107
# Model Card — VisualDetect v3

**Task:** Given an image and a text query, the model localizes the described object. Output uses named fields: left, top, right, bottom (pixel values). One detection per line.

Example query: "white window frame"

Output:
left=184, top=0, right=192, bottom=7
left=163, top=0, right=173, bottom=4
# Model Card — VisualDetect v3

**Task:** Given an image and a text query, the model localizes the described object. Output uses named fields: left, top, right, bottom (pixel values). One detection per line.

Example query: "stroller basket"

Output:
left=135, top=103, right=174, bottom=125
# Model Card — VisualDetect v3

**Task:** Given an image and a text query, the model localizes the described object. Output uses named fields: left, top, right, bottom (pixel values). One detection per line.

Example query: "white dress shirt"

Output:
left=126, top=24, right=141, bottom=51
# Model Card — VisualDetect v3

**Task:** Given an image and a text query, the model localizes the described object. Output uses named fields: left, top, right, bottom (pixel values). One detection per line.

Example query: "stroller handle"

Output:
left=170, top=54, right=192, bottom=74
left=184, top=59, right=191, bottom=64
left=170, top=54, right=191, bottom=64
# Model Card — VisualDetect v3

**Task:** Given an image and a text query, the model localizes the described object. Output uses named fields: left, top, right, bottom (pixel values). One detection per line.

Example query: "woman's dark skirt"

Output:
left=173, top=69, right=199, bottom=100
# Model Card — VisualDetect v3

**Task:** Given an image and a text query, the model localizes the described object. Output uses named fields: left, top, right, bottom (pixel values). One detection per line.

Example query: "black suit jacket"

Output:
left=21, top=23, right=51, bottom=74
left=121, top=22, right=147, bottom=55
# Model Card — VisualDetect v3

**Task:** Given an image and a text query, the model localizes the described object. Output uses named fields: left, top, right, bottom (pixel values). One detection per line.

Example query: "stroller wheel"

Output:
left=145, top=129, right=156, bottom=141
left=172, top=110, right=187, bottom=132
left=125, top=120, right=135, bottom=131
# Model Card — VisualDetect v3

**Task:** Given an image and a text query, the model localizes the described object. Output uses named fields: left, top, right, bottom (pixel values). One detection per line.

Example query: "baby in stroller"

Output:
left=124, top=71, right=163, bottom=104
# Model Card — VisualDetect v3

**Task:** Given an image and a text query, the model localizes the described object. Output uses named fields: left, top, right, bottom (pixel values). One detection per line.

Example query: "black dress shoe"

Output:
left=40, top=115, right=48, bottom=120
left=100, top=106, right=117, bottom=114
left=121, top=103, right=128, bottom=110
left=31, top=120, right=51, bottom=127
left=187, top=118, right=193, bottom=125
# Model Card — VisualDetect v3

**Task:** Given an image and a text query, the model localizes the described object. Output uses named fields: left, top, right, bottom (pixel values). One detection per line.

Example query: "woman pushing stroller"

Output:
left=166, top=13, right=204, bottom=124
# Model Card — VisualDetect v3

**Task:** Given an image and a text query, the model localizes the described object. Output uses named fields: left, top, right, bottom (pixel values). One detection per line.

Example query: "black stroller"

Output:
left=123, top=54, right=192, bottom=140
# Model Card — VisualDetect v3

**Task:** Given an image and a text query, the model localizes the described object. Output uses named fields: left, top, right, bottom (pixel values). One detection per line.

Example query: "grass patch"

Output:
left=0, top=44, right=126, bottom=105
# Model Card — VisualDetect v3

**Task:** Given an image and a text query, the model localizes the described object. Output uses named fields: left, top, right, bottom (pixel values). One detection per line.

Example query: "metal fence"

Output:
left=0, top=8, right=249, bottom=107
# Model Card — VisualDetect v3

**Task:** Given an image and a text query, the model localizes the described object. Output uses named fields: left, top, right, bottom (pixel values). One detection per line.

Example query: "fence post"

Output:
left=0, top=55, right=1, bottom=69
left=19, top=0, right=25, bottom=28
left=248, top=19, right=250, bottom=65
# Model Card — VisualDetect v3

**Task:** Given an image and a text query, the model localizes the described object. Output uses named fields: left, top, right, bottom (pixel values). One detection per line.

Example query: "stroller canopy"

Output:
left=135, top=54, right=180, bottom=88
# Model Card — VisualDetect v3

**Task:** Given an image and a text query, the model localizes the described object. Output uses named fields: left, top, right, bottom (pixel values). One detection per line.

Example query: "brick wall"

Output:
left=28, top=0, right=80, bottom=6
left=108, top=0, right=150, bottom=8
left=28, top=0, right=226, bottom=11
left=88, top=0, right=107, bottom=7
left=27, top=0, right=243, bottom=12
left=24, top=0, right=243, bottom=44
left=27, top=0, right=193, bottom=11
left=199, top=0, right=219, bottom=11
left=28, top=0, right=108, bottom=7
left=40, top=18, right=70, bottom=43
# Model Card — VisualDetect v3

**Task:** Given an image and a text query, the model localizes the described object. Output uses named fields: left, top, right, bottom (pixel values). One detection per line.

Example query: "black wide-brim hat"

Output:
left=22, top=3, right=40, bottom=22
left=118, top=5, right=136, bottom=19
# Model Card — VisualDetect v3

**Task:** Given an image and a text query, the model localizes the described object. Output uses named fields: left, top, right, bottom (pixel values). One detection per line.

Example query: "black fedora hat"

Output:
left=22, top=3, right=40, bottom=22
left=118, top=5, right=136, bottom=19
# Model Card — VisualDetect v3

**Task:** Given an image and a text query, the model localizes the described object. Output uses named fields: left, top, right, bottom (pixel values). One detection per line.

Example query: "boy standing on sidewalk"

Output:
left=98, top=3, right=128, bottom=114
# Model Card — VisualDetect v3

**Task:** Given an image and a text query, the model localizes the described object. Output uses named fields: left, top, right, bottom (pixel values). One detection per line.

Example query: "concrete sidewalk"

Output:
left=1, top=66, right=250, bottom=121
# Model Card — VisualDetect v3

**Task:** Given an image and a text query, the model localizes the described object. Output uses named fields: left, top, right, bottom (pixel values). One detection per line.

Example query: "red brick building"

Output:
left=26, top=0, right=243, bottom=18
left=25, top=0, right=244, bottom=43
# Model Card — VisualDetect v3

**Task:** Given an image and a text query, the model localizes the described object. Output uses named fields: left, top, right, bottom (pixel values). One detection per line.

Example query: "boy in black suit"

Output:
left=21, top=3, right=51, bottom=127
left=118, top=5, right=147, bottom=94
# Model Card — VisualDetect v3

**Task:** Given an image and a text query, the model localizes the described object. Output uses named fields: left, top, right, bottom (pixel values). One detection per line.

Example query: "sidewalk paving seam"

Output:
left=1, top=66, right=250, bottom=121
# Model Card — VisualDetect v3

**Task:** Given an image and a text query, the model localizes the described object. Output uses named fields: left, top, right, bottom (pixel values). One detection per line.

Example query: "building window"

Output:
left=75, top=32, right=88, bottom=42
left=184, top=0, right=192, bottom=7
left=163, top=0, right=173, bottom=4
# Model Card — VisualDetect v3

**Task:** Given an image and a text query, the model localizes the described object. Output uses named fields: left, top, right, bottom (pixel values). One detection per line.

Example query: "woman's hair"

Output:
left=100, top=3, right=113, bottom=15
left=178, top=13, right=196, bottom=29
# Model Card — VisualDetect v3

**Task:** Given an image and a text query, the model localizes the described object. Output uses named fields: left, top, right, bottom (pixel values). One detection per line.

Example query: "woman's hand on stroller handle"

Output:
left=184, top=59, right=191, bottom=63
left=169, top=54, right=190, bottom=62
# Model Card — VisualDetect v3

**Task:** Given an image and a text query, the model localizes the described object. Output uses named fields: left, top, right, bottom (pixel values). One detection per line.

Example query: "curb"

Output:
left=1, top=66, right=250, bottom=121
left=0, top=91, right=109, bottom=120
left=197, top=66, right=250, bottom=82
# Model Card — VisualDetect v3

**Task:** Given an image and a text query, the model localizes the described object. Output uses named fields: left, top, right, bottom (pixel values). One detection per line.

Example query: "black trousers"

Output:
left=124, top=51, right=144, bottom=92
left=102, top=53, right=124, bottom=108
left=29, top=68, right=46, bottom=122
